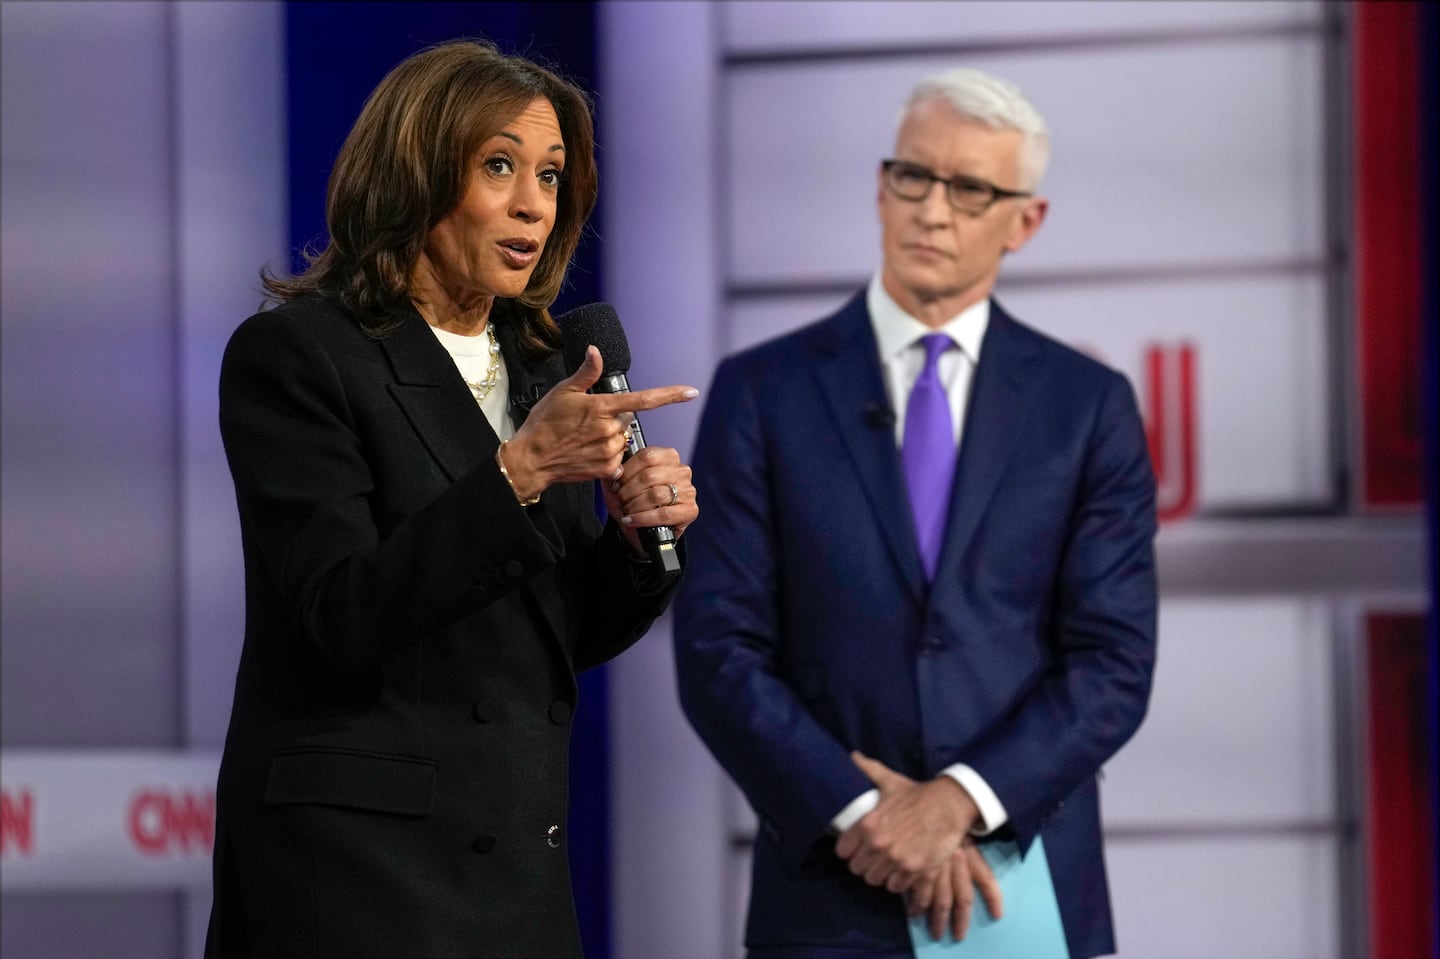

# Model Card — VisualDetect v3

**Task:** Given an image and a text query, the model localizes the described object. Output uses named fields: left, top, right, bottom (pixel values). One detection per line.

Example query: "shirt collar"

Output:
left=866, top=271, right=989, bottom=364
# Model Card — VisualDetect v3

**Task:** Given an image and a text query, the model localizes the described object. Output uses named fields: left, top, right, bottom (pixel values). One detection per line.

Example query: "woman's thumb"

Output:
left=561, top=344, right=604, bottom=392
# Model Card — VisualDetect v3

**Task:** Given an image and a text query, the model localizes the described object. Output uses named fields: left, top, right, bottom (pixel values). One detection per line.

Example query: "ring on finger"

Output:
left=666, top=483, right=679, bottom=507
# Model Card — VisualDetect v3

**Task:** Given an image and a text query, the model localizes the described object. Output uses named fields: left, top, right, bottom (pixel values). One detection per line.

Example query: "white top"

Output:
left=829, top=275, right=1009, bottom=838
left=428, top=322, right=514, bottom=441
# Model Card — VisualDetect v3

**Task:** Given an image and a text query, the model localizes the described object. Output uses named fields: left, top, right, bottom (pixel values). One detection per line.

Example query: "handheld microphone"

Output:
left=556, top=302, right=682, bottom=576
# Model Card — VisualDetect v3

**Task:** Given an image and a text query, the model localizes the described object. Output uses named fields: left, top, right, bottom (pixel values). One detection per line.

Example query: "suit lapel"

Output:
left=381, top=306, right=497, bottom=483
left=933, top=302, right=1046, bottom=582
left=811, top=295, right=927, bottom=606
left=381, top=305, right=569, bottom=648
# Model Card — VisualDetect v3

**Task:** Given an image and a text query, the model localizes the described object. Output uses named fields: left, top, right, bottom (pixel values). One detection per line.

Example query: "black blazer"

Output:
left=205, top=295, right=675, bottom=959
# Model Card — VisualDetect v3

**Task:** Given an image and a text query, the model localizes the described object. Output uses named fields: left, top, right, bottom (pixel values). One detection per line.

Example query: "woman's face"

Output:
left=422, top=97, right=565, bottom=306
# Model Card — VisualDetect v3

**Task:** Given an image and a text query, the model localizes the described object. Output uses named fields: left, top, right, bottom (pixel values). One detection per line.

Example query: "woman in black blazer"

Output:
left=205, top=40, right=698, bottom=958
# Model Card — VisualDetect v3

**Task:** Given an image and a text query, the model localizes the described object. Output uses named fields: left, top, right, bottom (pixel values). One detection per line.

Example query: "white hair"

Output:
left=899, top=68, right=1050, bottom=189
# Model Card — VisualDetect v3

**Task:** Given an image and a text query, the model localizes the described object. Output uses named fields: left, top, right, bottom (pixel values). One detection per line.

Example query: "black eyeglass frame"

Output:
left=880, top=159, right=1033, bottom=215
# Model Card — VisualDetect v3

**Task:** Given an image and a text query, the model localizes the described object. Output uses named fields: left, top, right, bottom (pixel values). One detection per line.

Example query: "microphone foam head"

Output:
left=556, top=302, right=630, bottom=375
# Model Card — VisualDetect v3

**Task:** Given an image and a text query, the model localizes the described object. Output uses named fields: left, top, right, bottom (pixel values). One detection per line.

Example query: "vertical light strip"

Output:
left=1365, top=613, right=1436, bottom=958
left=599, top=4, right=730, bottom=958
left=1354, top=1, right=1424, bottom=508
left=171, top=3, right=288, bottom=954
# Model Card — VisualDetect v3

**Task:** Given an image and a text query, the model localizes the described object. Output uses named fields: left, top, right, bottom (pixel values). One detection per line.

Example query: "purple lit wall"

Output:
left=1, top=3, right=283, bottom=956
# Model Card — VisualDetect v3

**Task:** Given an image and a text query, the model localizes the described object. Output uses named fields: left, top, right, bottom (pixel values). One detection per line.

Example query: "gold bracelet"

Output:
left=496, top=440, right=540, bottom=507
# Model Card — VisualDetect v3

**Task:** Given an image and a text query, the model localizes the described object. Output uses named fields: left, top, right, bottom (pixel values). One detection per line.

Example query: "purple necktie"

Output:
left=902, top=334, right=956, bottom=579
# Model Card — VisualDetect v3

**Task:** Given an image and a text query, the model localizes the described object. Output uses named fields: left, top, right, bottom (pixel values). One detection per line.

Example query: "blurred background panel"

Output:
left=721, top=0, right=1323, bottom=52
left=3, top=2, right=284, bottom=955
left=1, top=0, right=186, bottom=751
left=2, top=2, right=1433, bottom=958
left=723, top=36, right=1326, bottom=284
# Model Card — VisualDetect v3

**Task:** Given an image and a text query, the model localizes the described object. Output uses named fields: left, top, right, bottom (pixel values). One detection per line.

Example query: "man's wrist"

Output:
left=940, top=764, right=1008, bottom=835
left=831, top=788, right=879, bottom=834
left=935, top=773, right=980, bottom=829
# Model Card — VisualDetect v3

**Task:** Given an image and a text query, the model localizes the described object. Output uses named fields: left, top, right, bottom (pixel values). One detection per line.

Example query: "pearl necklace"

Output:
left=462, top=322, right=502, bottom=402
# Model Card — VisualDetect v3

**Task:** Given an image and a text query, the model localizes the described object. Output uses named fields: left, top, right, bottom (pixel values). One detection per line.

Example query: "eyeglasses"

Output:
left=880, top=159, right=1032, bottom=215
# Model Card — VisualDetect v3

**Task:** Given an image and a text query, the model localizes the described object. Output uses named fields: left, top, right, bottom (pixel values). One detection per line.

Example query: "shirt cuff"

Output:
left=830, top=788, right=880, bottom=834
left=941, top=764, right=1008, bottom=835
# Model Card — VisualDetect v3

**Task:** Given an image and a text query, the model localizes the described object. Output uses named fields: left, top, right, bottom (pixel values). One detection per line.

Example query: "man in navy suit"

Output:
left=674, top=68, right=1157, bottom=958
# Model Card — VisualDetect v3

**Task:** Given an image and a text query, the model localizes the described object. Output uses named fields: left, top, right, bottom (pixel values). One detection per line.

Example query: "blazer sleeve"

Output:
left=220, top=309, right=592, bottom=676
left=674, top=357, right=873, bottom=871
left=961, top=369, right=1158, bottom=849
left=569, top=518, right=683, bottom=674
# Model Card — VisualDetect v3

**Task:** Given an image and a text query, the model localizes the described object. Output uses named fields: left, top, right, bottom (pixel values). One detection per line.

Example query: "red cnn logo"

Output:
left=1142, top=343, right=1198, bottom=523
left=127, top=788, right=215, bottom=856
left=1, top=788, right=35, bottom=857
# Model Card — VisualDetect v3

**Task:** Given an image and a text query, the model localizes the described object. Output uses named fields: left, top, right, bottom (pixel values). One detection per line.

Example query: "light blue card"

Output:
left=908, top=836, right=1068, bottom=959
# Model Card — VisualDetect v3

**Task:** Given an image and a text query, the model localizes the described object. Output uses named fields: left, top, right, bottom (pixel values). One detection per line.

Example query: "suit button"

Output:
left=546, top=824, right=562, bottom=849
left=548, top=701, right=572, bottom=725
left=473, top=702, right=496, bottom=723
left=472, top=834, right=496, bottom=854
left=503, top=559, right=524, bottom=579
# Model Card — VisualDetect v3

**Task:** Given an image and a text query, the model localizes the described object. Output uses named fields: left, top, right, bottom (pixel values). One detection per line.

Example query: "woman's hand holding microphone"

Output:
left=496, top=344, right=698, bottom=552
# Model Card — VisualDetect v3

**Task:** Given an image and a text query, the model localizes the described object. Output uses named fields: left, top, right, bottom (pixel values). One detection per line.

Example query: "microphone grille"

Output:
left=556, top=302, right=630, bottom=375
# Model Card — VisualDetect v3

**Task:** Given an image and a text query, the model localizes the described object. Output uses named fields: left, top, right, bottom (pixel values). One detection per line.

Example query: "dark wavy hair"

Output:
left=262, top=39, right=598, bottom=356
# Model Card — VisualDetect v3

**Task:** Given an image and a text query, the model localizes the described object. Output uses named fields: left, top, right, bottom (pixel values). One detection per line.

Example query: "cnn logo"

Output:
left=127, top=788, right=215, bottom=856
left=1, top=788, right=34, bottom=857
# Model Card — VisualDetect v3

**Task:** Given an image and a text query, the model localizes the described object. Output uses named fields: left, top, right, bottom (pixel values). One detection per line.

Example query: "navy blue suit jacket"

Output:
left=674, top=293, right=1157, bottom=958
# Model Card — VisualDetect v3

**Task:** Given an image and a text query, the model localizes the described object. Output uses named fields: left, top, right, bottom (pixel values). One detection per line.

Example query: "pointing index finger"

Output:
left=593, top=385, right=699, bottom=414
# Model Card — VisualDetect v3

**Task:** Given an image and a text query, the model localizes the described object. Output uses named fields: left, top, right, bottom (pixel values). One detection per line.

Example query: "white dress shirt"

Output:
left=829, top=274, right=1009, bottom=837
